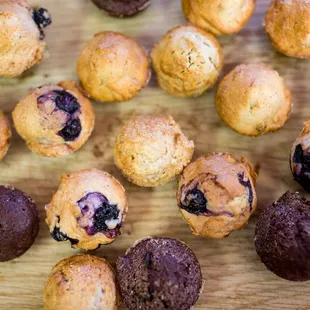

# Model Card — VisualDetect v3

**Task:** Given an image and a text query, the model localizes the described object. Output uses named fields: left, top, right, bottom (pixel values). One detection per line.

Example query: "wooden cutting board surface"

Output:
left=1, top=0, right=310, bottom=309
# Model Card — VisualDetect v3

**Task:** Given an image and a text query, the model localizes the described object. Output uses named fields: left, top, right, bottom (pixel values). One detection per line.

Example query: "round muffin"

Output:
left=92, top=0, right=151, bottom=17
left=0, top=186, right=39, bottom=262
left=77, top=31, right=150, bottom=102
left=45, top=169, right=128, bottom=250
left=116, top=237, right=203, bottom=310
left=216, top=63, right=292, bottom=136
left=290, top=121, right=310, bottom=192
left=151, top=24, right=223, bottom=97
left=0, top=111, right=11, bottom=160
left=265, top=0, right=310, bottom=59
left=114, top=115, right=194, bottom=187
left=44, top=254, right=118, bottom=310
left=177, top=153, right=257, bottom=238
left=182, top=0, right=255, bottom=35
left=0, top=0, right=52, bottom=77
left=255, top=191, right=310, bottom=281
left=12, top=80, right=95, bottom=157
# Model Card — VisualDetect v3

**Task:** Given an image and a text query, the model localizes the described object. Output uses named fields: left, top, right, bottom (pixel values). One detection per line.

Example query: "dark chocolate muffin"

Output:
left=0, top=186, right=39, bottom=262
left=92, top=0, right=151, bottom=17
left=116, top=237, right=203, bottom=310
left=255, top=191, right=310, bottom=281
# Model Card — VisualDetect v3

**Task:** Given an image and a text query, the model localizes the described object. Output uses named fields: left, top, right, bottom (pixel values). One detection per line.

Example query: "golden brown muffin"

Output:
left=182, top=0, right=255, bottom=35
left=114, top=115, right=194, bottom=187
left=45, top=169, right=128, bottom=250
left=0, top=111, right=11, bottom=160
left=265, top=0, right=310, bottom=59
left=177, top=153, right=257, bottom=238
left=44, top=254, right=118, bottom=310
left=77, top=31, right=150, bottom=102
left=0, top=0, right=52, bottom=77
left=216, top=63, right=292, bottom=136
left=12, top=80, right=95, bottom=157
left=151, top=25, right=223, bottom=98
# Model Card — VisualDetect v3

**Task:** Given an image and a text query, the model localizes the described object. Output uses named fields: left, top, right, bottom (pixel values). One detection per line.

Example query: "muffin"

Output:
left=177, top=153, right=257, bottom=238
left=0, top=186, right=39, bottom=262
left=216, top=63, right=292, bottom=136
left=290, top=121, right=310, bottom=192
left=45, top=169, right=128, bottom=250
left=77, top=31, right=150, bottom=102
left=114, top=115, right=194, bottom=187
left=44, top=254, right=118, bottom=310
left=255, top=191, right=310, bottom=281
left=116, top=237, right=203, bottom=310
left=0, top=111, right=11, bottom=160
left=12, top=80, right=95, bottom=157
left=151, top=25, right=223, bottom=97
left=182, top=0, right=255, bottom=35
left=265, top=0, right=310, bottom=59
left=92, top=0, right=151, bottom=17
left=0, top=0, right=51, bottom=77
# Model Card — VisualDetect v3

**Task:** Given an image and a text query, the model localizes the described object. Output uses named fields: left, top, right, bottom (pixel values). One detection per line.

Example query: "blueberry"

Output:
left=54, top=90, right=80, bottom=114
left=58, top=118, right=82, bottom=141
left=51, top=227, right=79, bottom=246
left=32, top=8, right=52, bottom=39
left=237, top=173, right=254, bottom=211
left=180, top=188, right=208, bottom=215
left=93, top=202, right=120, bottom=234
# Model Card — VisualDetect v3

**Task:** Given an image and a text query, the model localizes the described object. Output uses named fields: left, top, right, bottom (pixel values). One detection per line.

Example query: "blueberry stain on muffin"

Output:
left=180, top=187, right=208, bottom=215
left=58, top=118, right=82, bottom=141
left=32, top=8, right=52, bottom=39
left=54, top=90, right=80, bottom=114
left=237, top=172, right=254, bottom=210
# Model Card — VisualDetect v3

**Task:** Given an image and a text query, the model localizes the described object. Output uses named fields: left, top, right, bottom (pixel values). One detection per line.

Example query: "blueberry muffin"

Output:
left=116, top=237, right=203, bottom=310
left=12, top=80, right=95, bottom=157
left=0, top=0, right=51, bottom=77
left=182, top=0, right=255, bottom=35
left=255, top=191, right=310, bottom=281
left=92, top=0, right=151, bottom=17
left=265, top=0, right=310, bottom=58
left=0, top=186, right=39, bottom=262
left=151, top=25, right=223, bottom=97
left=114, top=115, right=194, bottom=187
left=216, top=64, right=292, bottom=136
left=44, top=254, right=118, bottom=310
left=77, top=31, right=150, bottom=102
left=45, top=169, right=128, bottom=250
left=0, top=111, right=11, bottom=160
left=177, top=153, right=257, bottom=238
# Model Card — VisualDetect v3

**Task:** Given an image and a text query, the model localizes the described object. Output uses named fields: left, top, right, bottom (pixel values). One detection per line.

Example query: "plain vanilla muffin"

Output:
left=182, top=0, right=255, bottom=35
left=12, top=80, right=95, bottom=157
left=77, top=31, right=150, bottom=102
left=151, top=25, right=223, bottom=97
left=265, top=0, right=310, bottom=58
left=216, top=63, right=292, bottom=136
left=0, top=111, right=11, bottom=160
left=44, top=254, right=118, bottom=310
left=0, top=0, right=51, bottom=77
left=177, top=153, right=257, bottom=238
left=114, top=115, right=194, bottom=187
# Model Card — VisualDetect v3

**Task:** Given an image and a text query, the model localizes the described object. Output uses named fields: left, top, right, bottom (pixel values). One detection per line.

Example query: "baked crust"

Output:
left=0, top=111, right=11, bottom=160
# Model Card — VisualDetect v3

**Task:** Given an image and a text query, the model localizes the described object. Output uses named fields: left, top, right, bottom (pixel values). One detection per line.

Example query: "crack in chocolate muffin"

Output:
left=32, top=8, right=52, bottom=39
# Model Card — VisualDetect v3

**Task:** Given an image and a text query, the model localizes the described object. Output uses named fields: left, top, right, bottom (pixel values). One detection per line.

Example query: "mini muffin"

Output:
left=0, top=111, right=11, bottom=160
left=116, top=237, right=203, bottom=310
left=114, top=115, right=194, bottom=187
left=255, top=191, right=310, bottom=281
left=290, top=121, right=310, bottom=192
left=45, top=169, right=128, bottom=250
left=265, top=0, right=310, bottom=58
left=0, top=0, right=52, bottom=77
left=44, top=254, right=118, bottom=310
left=177, top=153, right=257, bottom=238
left=12, top=80, right=95, bottom=157
left=151, top=25, right=223, bottom=97
left=0, top=186, right=39, bottom=262
left=182, top=0, right=255, bottom=35
left=92, top=0, right=151, bottom=17
left=77, top=31, right=150, bottom=102
left=216, top=63, right=291, bottom=136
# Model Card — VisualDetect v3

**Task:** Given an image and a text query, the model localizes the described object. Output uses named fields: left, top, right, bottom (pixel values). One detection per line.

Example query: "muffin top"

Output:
left=0, top=111, right=11, bottom=160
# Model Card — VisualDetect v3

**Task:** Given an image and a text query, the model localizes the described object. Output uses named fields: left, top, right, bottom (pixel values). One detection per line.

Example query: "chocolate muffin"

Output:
left=92, top=0, right=151, bottom=17
left=255, top=191, right=310, bottom=281
left=116, top=237, right=203, bottom=310
left=0, top=186, right=39, bottom=262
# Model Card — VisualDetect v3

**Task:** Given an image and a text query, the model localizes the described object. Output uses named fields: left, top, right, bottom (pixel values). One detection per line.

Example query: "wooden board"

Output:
left=1, top=0, right=310, bottom=309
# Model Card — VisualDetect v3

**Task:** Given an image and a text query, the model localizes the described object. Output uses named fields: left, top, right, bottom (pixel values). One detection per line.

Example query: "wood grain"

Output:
left=1, top=0, right=310, bottom=309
